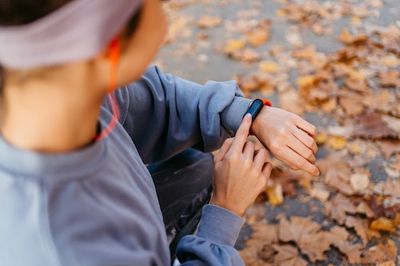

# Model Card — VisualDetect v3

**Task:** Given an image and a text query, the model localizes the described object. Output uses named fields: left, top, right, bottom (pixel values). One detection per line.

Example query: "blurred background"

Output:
left=157, top=0, right=400, bottom=265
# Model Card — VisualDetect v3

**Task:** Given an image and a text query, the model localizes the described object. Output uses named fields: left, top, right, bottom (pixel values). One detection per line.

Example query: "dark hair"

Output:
left=0, top=0, right=71, bottom=26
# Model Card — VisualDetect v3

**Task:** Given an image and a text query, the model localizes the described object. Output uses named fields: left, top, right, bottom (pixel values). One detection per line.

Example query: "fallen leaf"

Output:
left=230, top=48, right=261, bottom=63
left=259, top=61, right=279, bottom=73
left=345, top=216, right=369, bottom=244
left=315, top=132, right=328, bottom=144
left=382, top=55, right=399, bottom=67
left=273, top=244, right=308, bottom=266
left=309, top=186, right=330, bottom=202
left=197, top=15, right=222, bottom=29
left=339, top=95, right=364, bottom=116
left=326, top=194, right=358, bottom=223
left=279, top=89, right=304, bottom=115
left=327, top=136, right=347, bottom=150
left=247, top=28, right=269, bottom=47
left=278, top=216, right=332, bottom=262
left=370, top=217, right=396, bottom=233
left=379, top=71, right=400, bottom=88
left=266, top=184, right=284, bottom=206
left=223, top=39, right=246, bottom=54
left=361, top=240, right=397, bottom=264
left=350, top=173, right=370, bottom=191
left=377, top=140, right=400, bottom=158
left=353, top=112, right=398, bottom=140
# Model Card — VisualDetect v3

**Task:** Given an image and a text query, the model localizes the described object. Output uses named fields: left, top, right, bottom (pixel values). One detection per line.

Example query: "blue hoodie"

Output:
left=0, top=66, right=252, bottom=266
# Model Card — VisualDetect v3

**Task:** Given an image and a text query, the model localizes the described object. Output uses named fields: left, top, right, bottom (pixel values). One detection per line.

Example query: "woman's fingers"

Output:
left=291, top=126, right=318, bottom=154
left=259, top=163, right=272, bottom=190
left=262, top=163, right=272, bottom=177
left=285, top=146, right=319, bottom=175
left=288, top=132, right=316, bottom=163
left=253, top=148, right=268, bottom=173
left=230, top=114, right=252, bottom=154
left=294, top=116, right=317, bottom=137
left=214, top=138, right=234, bottom=162
left=243, top=141, right=255, bottom=162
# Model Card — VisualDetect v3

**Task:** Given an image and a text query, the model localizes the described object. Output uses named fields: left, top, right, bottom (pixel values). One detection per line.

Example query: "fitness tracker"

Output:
left=244, top=98, right=272, bottom=121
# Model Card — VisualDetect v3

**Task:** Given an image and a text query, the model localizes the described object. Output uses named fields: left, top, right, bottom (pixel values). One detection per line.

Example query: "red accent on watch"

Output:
left=262, top=98, right=272, bottom=107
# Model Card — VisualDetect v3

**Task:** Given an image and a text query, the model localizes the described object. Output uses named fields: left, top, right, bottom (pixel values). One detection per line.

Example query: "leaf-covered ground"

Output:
left=157, top=0, right=400, bottom=265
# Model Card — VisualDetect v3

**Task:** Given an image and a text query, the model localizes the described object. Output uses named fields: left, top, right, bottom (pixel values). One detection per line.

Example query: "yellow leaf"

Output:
left=197, top=16, right=221, bottom=29
left=297, top=75, right=316, bottom=90
left=370, top=217, right=396, bottom=233
left=327, top=136, right=347, bottom=150
left=259, top=61, right=279, bottom=73
left=382, top=55, right=399, bottom=67
left=351, top=16, right=362, bottom=27
left=348, top=141, right=364, bottom=154
left=247, top=29, right=269, bottom=47
left=223, top=39, right=246, bottom=53
left=339, top=29, right=353, bottom=44
left=276, top=9, right=286, bottom=17
left=315, top=132, right=328, bottom=144
left=266, top=184, right=284, bottom=206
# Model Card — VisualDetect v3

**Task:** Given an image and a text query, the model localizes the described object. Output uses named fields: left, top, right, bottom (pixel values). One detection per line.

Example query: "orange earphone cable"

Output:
left=95, top=37, right=121, bottom=141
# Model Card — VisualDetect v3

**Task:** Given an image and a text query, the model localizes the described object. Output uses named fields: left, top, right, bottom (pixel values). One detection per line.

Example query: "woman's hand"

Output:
left=251, top=106, right=320, bottom=176
left=210, top=114, right=272, bottom=217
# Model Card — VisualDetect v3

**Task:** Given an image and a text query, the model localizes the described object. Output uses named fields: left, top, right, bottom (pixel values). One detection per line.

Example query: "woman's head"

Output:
left=0, top=0, right=167, bottom=93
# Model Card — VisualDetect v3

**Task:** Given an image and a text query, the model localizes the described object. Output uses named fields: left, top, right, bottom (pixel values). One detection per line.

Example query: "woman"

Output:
left=0, top=0, right=319, bottom=265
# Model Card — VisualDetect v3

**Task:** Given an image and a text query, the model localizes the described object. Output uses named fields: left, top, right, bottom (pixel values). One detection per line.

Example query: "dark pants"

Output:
left=147, top=149, right=213, bottom=259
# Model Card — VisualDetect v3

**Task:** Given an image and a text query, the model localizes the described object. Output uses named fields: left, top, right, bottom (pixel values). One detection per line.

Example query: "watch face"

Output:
left=244, top=99, right=264, bottom=121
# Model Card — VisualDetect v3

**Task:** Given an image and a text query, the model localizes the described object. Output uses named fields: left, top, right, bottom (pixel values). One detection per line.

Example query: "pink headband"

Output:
left=0, top=0, right=142, bottom=69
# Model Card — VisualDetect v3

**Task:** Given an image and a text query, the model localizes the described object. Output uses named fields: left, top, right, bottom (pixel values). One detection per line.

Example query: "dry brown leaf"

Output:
left=379, top=71, right=400, bottom=88
left=338, top=29, right=368, bottom=45
left=361, top=240, right=397, bottom=264
left=247, top=28, right=269, bottom=47
left=326, top=194, right=357, bottom=223
left=324, top=163, right=354, bottom=195
left=382, top=55, right=400, bottom=67
left=344, top=216, right=369, bottom=244
left=292, top=46, right=317, bottom=61
left=278, top=216, right=321, bottom=244
left=259, top=61, right=279, bottom=73
left=236, top=74, right=259, bottom=92
left=278, top=216, right=331, bottom=262
left=197, top=15, right=222, bottom=29
left=309, top=186, right=330, bottom=202
left=352, top=112, right=398, bottom=139
left=362, top=90, right=397, bottom=114
left=327, top=226, right=363, bottom=263
left=355, top=201, right=375, bottom=218
left=279, top=89, right=304, bottom=115
left=350, top=172, right=370, bottom=191
left=165, top=16, right=191, bottom=43
left=230, top=48, right=261, bottom=63
left=339, top=95, right=364, bottom=116
left=377, top=140, right=400, bottom=158
left=272, top=244, right=308, bottom=266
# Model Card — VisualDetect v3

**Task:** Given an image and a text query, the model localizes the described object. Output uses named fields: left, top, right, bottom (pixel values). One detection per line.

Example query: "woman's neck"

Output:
left=1, top=67, right=105, bottom=153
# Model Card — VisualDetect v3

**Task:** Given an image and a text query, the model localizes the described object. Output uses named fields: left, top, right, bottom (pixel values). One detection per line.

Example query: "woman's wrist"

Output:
left=209, top=196, right=245, bottom=217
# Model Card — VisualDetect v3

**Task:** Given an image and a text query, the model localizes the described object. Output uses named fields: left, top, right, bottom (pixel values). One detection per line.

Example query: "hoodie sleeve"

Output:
left=111, top=65, right=252, bottom=164
left=176, top=205, right=245, bottom=266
